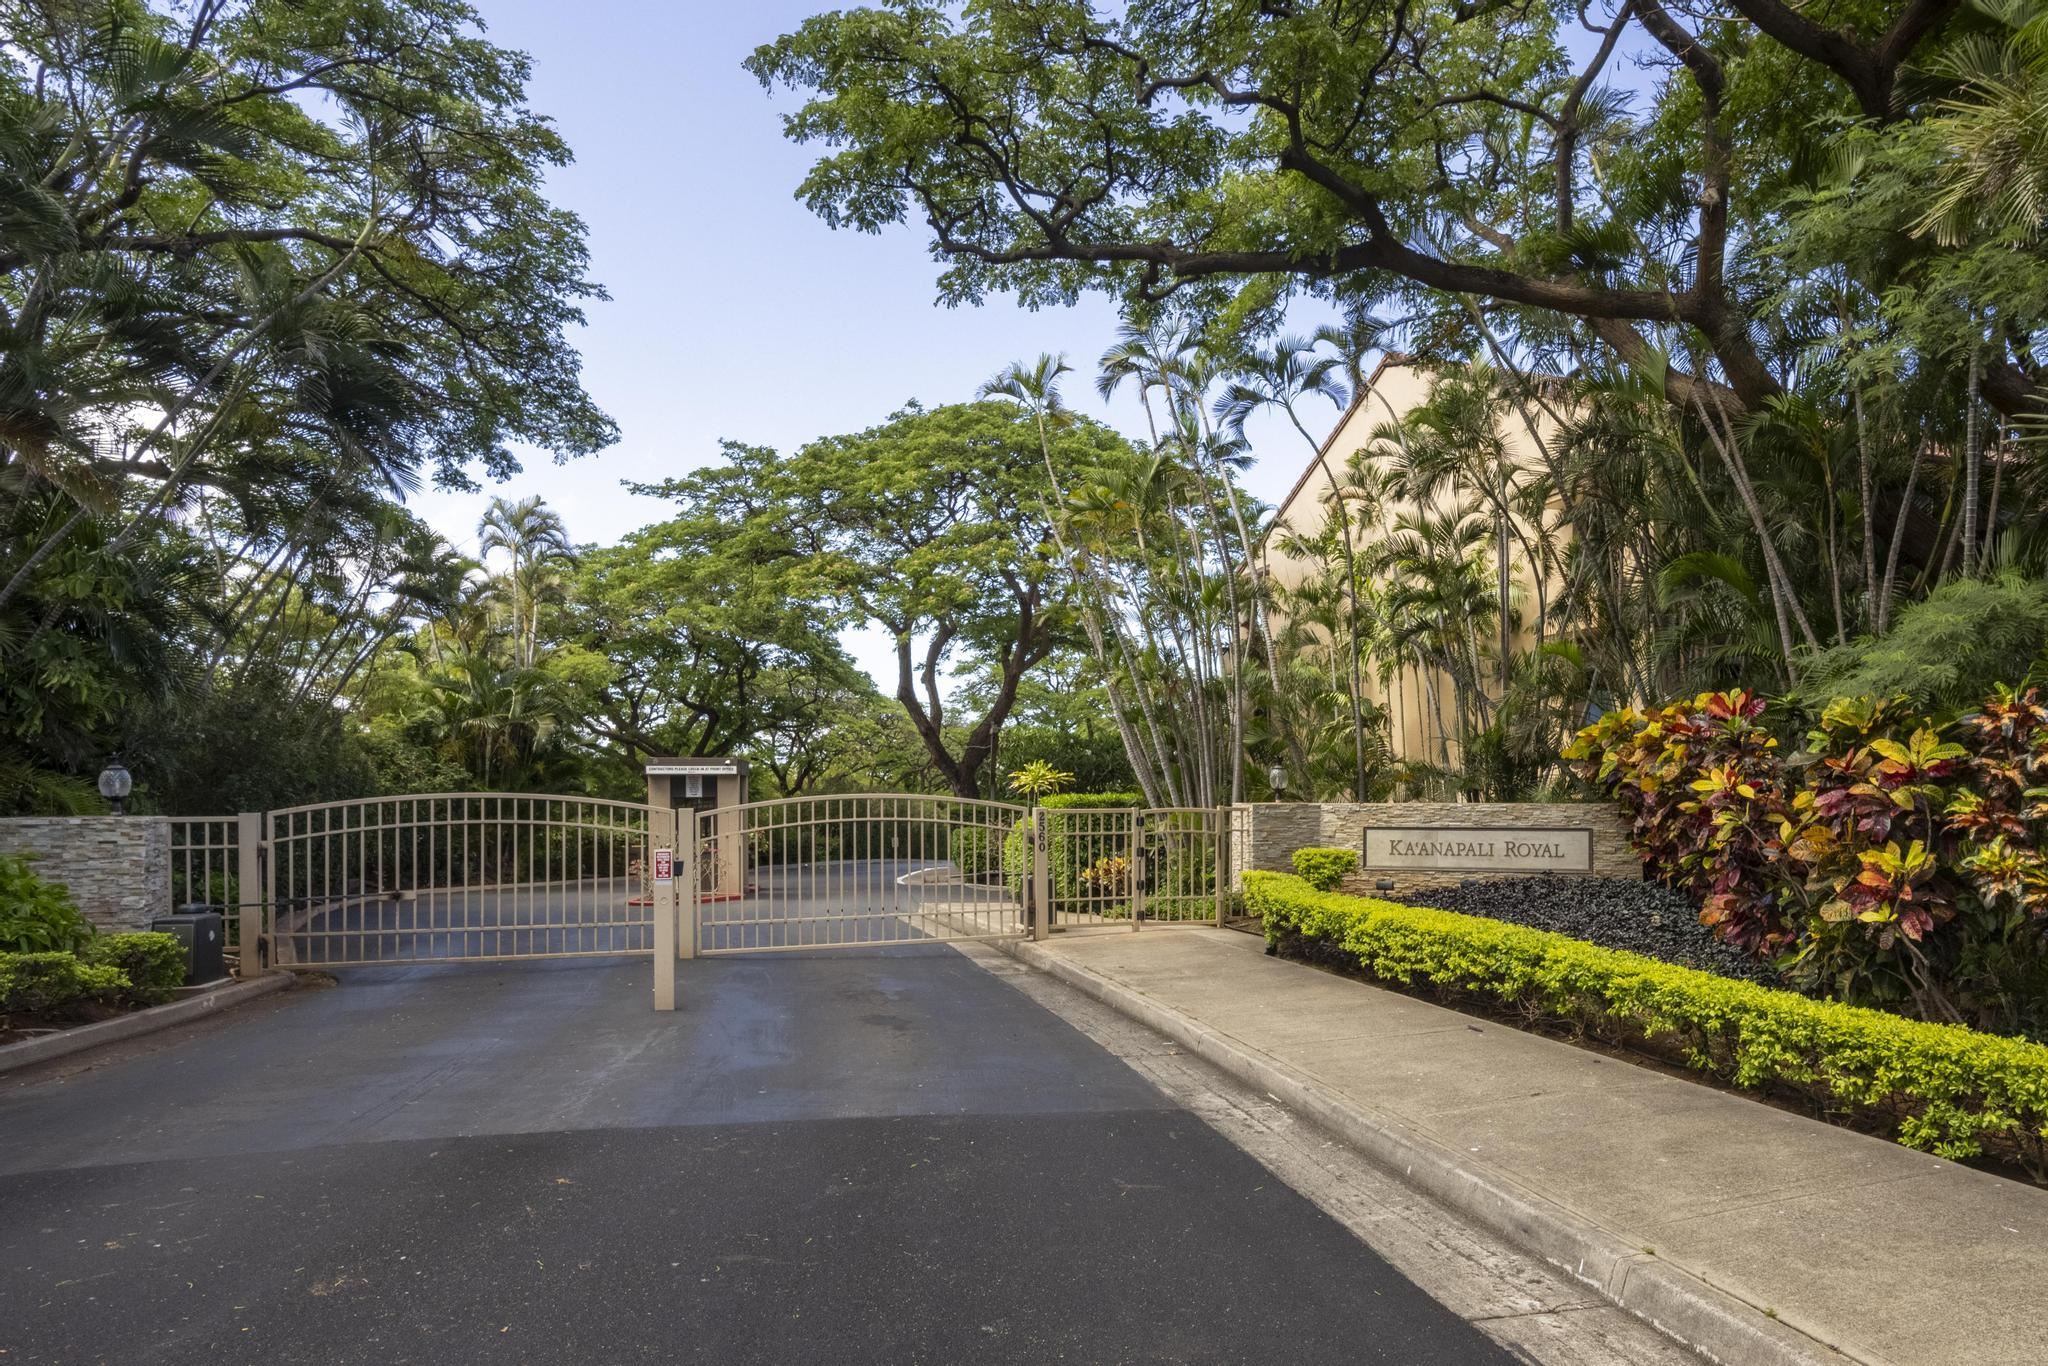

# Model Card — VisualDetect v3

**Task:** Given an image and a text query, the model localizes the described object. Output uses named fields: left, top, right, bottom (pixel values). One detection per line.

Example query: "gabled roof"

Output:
left=1266, top=351, right=1414, bottom=541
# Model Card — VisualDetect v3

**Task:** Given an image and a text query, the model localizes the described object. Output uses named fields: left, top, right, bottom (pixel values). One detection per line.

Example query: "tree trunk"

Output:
left=1878, top=441, right=1924, bottom=635
left=1963, top=343, right=1982, bottom=578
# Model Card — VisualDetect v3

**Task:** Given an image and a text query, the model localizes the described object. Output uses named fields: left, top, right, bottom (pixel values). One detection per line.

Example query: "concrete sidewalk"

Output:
left=1007, top=928, right=2048, bottom=1366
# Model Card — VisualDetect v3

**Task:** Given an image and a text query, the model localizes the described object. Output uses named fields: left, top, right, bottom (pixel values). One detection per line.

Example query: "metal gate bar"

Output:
left=1029, top=806, right=1228, bottom=930
left=268, top=793, right=660, bottom=967
left=687, top=798, right=1231, bottom=956
left=690, top=794, right=1029, bottom=955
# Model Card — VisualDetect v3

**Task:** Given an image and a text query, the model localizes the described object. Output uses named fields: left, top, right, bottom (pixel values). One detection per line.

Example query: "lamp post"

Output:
left=1267, top=763, right=1287, bottom=801
left=97, top=756, right=132, bottom=816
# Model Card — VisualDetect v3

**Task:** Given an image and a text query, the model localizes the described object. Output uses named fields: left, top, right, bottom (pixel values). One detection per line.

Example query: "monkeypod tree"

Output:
left=749, top=0, right=2038, bottom=419
left=774, top=401, right=1133, bottom=800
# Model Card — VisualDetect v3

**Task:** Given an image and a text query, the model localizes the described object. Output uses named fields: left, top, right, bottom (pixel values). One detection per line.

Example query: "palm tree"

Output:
left=478, top=496, right=575, bottom=668
left=1217, top=335, right=1372, bottom=796
left=425, top=651, right=567, bottom=789
left=1916, top=0, right=2048, bottom=247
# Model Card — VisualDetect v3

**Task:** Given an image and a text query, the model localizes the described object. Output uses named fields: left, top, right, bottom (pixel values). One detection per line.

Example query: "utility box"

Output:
left=149, top=907, right=226, bottom=985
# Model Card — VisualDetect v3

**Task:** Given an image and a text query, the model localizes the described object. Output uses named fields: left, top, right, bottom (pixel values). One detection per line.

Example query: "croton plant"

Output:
left=1567, top=687, right=2048, bottom=1033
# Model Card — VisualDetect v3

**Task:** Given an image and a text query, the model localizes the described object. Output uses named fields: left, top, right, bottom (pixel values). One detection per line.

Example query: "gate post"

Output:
left=234, top=811, right=265, bottom=978
left=677, top=810, right=697, bottom=961
left=1214, top=807, right=1228, bottom=927
left=652, top=808, right=678, bottom=1011
left=1129, top=809, right=1144, bottom=932
left=1031, top=807, right=1051, bottom=942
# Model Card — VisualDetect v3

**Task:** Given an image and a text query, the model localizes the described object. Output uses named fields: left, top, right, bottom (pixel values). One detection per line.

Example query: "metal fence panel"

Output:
left=266, top=793, right=658, bottom=966
left=692, top=794, right=1031, bottom=954
left=691, top=798, right=1231, bottom=954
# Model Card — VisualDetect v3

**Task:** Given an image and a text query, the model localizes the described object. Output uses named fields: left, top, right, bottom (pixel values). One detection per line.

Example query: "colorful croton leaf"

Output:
left=1821, top=839, right=1949, bottom=947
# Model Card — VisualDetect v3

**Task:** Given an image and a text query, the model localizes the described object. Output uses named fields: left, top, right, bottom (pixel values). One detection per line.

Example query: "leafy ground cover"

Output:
left=1, top=857, right=188, bottom=1044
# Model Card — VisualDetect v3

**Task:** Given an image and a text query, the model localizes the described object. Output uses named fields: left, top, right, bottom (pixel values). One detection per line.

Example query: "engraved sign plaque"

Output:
left=1363, top=826, right=1592, bottom=874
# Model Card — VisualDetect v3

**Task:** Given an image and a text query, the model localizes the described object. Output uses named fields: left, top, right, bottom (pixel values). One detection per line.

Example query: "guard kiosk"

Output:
left=644, top=757, right=749, bottom=900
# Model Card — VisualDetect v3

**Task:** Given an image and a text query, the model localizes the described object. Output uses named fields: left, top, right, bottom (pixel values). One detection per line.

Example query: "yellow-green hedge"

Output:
left=0, top=952, right=128, bottom=1015
left=1290, top=846, right=1358, bottom=891
left=1245, top=871, right=2048, bottom=1178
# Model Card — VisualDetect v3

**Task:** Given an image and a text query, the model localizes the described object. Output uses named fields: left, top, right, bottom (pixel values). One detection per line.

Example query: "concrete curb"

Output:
left=996, top=936, right=1854, bottom=1366
left=0, top=973, right=293, bottom=1076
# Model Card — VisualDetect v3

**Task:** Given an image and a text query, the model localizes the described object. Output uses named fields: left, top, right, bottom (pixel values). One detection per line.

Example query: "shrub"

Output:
left=1800, top=575, right=2048, bottom=715
left=950, top=827, right=997, bottom=878
left=84, top=932, right=187, bottom=1004
left=1569, top=685, right=2048, bottom=1037
left=1079, top=853, right=1132, bottom=897
left=1291, top=847, right=1359, bottom=892
left=1565, top=689, right=1797, bottom=954
left=0, top=951, right=129, bottom=1016
left=1000, top=793, right=1146, bottom=905
left=0, top=855, right=94, bottom=953
left=1246, top=871, right=2048, bottom=1180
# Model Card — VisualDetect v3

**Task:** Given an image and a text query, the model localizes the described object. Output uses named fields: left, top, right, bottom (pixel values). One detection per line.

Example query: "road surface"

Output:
left=0, top=946, right=1538, bottom=1364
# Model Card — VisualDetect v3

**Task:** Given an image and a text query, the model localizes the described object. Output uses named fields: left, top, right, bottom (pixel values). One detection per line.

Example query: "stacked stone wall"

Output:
left=1240, top=801, right=1638, bottom=898
left=0, top=817, right=170, bottom=931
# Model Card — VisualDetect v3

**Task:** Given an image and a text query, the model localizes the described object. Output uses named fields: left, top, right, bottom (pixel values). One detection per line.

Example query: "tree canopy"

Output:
left=0, top=0, right=612, bottom=808
left=749, top=0, right=2044, bottom=419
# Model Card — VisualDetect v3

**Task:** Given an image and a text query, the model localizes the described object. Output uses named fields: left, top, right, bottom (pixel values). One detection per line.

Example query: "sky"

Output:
left=410, top=1, right=1341, bottom=684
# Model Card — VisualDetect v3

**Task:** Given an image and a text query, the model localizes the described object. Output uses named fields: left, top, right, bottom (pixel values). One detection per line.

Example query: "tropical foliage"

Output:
left=1568, top=687, right=2048, bottom=1038
left=745, top=0, right=2048, bottom=800
left=0, top=0, right=611, bottom=812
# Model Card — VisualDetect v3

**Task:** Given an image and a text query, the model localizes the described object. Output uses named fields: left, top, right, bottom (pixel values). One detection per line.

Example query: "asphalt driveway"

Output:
left=0, top=949, right=1514, bottom=1364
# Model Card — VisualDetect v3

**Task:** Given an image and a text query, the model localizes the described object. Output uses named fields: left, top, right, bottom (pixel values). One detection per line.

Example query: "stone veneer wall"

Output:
left=1239, top=801, right=1639, bottom=897
left=0, top=816, right=170, bottom=932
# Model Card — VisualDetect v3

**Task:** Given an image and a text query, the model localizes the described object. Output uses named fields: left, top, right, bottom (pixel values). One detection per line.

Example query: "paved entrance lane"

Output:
left=0, top=953, right=1515, bottom=1364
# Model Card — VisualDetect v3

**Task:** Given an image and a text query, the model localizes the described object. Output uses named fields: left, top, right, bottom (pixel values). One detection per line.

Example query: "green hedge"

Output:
left=1246, top=871, right=2048, bottom=1178
left=85, top=932, right=188, bottom=1005
left=0, top=952, right=129, bottom=1015
left=0, top=931, right=186, bottom=1018
left=1291, top=847, right=1359, bottom=892
left=950, top=826, right=997, bottom=878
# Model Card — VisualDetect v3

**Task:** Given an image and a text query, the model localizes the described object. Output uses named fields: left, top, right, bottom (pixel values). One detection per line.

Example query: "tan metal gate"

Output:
left=683, top=797, right=1229, bottom=956
left=266, top=794, right=671, bottom=967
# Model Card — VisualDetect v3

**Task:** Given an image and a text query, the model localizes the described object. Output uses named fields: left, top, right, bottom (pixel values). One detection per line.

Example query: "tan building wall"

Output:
left=1264, top=358, right=1567, bottom=771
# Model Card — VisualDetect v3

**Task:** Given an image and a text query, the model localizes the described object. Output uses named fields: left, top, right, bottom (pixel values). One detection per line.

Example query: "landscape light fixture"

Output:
left=98, top=756, right=133, bottom=816
left=1267, top=763, right=1287, bottom=799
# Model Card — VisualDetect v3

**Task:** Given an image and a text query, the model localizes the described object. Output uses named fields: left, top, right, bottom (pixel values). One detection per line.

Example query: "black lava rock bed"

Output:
left=1395, top=877, right=1784, bottom=985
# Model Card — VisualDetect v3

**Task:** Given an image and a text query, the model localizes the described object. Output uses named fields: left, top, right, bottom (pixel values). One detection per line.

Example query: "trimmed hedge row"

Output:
left=86, top=933, right=189, bottom=1005
left=1245, top=870, right=2048, bottom=1179
left=0, top=932, right=187, bottom=1018
left=0, top=953, right=128, bottom=1014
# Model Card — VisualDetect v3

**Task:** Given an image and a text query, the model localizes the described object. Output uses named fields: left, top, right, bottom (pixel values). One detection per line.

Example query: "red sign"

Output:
left=652, top=847, right=674, bottom=883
